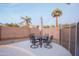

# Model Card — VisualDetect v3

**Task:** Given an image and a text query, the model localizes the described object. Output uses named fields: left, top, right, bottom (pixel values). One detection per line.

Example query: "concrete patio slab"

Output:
left=0, top=39, right=72, bottom=56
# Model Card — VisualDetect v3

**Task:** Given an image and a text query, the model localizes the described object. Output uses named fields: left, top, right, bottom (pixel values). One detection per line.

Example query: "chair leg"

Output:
left=39, top=41, right=42, bottom=48
left=44, top=42, right=52, bottom=49
left=30, top=44, right=38, bottom=49
left=30, top=41, right=39, bottom=49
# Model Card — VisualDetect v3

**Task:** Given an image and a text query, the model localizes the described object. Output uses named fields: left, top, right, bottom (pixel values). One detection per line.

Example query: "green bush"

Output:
left=5, top=23, right=20, bottom=27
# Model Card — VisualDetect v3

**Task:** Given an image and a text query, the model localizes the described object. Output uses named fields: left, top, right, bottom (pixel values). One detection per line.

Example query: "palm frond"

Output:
left=51, top=8, right=62, bottom=17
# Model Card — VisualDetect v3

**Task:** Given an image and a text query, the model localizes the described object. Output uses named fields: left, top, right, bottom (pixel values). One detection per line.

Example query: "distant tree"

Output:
left=70, top=23, right=76, bottom=28
left=21, top=16, right=31, bottom=28
left=51, top=25, right=55, bottom=27
left=5, top=23, right=19, bottom=27
left=21, top=16, right=32, bottom=35
left=36, top=25, right=39, bottom=28
left=43, top=25, right=49, bottom=28
left=63, top=24, right=71, bottom=28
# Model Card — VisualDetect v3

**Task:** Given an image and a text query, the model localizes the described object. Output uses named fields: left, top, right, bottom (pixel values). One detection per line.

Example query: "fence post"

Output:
left=74, top=22, right=77, bottom=56
left=69, top=24, right=71, bottom=51
left=76, top=22, right=79, bottom=56
left=0, top=26, right=1, bottom=40
left=59, top=24, right=62, bottom=45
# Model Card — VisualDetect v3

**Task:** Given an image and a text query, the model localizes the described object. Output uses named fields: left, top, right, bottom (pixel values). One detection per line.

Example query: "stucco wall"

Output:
left=1, top=27, right=30, bottom=40
left=0, top=26, right=59, bottom=43
left=0, top=27, right=41, bottom=40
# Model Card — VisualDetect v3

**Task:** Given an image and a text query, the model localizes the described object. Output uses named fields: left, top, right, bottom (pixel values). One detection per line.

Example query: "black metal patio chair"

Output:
left=44, top=35, right=53, bottom=49
left=29, top=33, right=39, bottom=49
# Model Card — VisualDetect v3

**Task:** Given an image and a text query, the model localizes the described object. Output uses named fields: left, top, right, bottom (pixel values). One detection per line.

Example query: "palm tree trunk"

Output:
left=56, top=16, right=59, bottom=31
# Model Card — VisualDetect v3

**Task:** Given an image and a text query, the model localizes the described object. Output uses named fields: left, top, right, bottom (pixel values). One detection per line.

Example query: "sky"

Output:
left=0, top=3, right=79, bottom=26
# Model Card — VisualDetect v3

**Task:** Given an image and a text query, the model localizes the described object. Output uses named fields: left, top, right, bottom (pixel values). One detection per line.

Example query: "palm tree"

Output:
left=51, top=8, right=62, bottom=31
left=21, top=16, right=31, bottom=28
left=21, top=16, right=32, bottom=35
